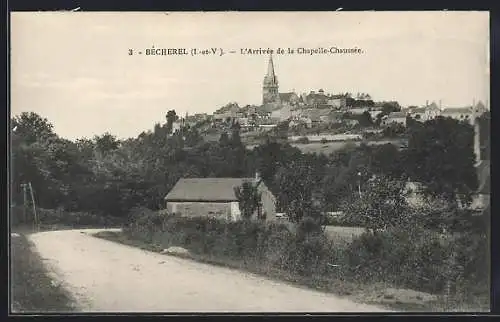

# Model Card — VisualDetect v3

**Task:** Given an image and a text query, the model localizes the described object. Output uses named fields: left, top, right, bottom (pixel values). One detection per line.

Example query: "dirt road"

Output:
left=28, top=229, right=391, bottom=313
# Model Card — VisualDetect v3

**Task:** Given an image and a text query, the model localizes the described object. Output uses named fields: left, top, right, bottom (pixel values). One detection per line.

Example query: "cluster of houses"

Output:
left=170, top=54, right=490, bottom=140
left=161, top=54, right=490, bottom=223
left=382, top=100, right=489, bottom=127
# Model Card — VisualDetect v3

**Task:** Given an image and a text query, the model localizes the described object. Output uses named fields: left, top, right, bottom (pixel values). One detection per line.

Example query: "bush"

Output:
left=345, top=228, right=488, bottom=296
left=125, top=213, right=339, bottom=277
left=296, top=137, right=309, bottom=144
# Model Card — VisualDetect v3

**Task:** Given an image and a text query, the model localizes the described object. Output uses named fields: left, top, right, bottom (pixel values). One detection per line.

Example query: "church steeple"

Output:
left=267, top=54, right=276, bottom=80
left=262, top=54, right=280, bottom=105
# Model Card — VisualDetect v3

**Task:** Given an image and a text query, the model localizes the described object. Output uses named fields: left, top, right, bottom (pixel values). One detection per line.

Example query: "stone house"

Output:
left=440, top=107, right=473, bottom=124
left=279, top=92, right=300, bottom=107
left=164, top=175, right=277, bottom=221
left=407, top=102, right=441, bottom=122
left=349, top=107, right=370, bottom=115
left=441, top=102, right=488, bottom=125
left=327, top=94, right=347, bottom=109
left=381, top=111, right=407, bottom=127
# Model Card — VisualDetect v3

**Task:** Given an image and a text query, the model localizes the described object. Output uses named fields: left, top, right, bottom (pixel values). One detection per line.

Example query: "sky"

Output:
left=11, top=11, right=490, bottom=140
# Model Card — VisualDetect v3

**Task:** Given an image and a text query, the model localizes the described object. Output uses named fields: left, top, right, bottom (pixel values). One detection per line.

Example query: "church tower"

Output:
left=262, top=54, right=281, bottom=106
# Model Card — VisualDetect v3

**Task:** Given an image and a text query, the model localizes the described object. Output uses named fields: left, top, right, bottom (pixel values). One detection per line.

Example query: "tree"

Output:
left=234, top=181, right=262, bottom=220
left=94, top=132, right=120, bottom=153
left=275, top=160, right=322, bottom=224
left=357, top=111, right=373, bottom=127
left=165, top=110, right=178, bottom=134
left=403, top=117, right=478, bottom=205
left=185, top=128, right=202, bottom=147
left=12, top=112, right=56, bottom=145
left=383, top=123, right=406, bottom=138
left=340, top=176, right=412, bottom=231
left=219, top=132, right=230, bottom=146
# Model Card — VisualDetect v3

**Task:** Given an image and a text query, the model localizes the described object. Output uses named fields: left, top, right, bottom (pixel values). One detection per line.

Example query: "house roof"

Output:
left=441, top=107, right=472, bottom=114
left=349, top=107, right=370, bottom=114
left=165, top=178, right=257, bottom=202
left=279, top=92, right=297, bottom=102
left=306, top=93, right=328, bottom=102
left=387, top=111, right=407, bottom=118
left=302, top=109, right=331, bottom=121
left=409, top=107, right=427, bottom=113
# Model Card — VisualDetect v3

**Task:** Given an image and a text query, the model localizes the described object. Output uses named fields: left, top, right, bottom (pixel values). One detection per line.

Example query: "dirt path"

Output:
left=28, top=229, right=391, bottom=313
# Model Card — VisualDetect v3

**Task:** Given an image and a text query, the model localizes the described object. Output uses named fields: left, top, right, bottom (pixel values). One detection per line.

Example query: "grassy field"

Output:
left=246, top=139, right=405, bottom=154
left=10, top=228, right=76, bottom=313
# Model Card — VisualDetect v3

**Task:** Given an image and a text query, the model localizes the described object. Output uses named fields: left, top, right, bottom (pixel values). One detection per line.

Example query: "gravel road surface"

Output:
left=28, top=229, right=391, bottom=313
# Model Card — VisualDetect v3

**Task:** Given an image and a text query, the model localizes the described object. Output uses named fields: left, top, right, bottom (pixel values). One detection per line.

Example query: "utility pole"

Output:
left=28, top=182, right=38, bottom=231
left=21, top=183, right=27, bottom=224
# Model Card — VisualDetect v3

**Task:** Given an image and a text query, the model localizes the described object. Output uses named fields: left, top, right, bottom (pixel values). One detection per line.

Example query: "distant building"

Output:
left=279, top=92, right=300, bottom=107
left=300, top=108, right=331, bottom=125
left=305, top=89, right=329, bottom=107
left=406, top=101, right=441, bottom=122
left=349, top=107, right=370, bottom=115
left=369, top=110, right=384, bottom=120
left=344, top=119, right=360, bottom=127
left=381, top=111, right=407, bottom=127
left=165, top=175, right=277, bottom=221
left=262, top=55, right=281, bottom=107
left=270, top=105, right=300, bottom=121
left=327, top=94, right=347, bottom=109
left=171, top=121, right=182, bottom=134
left=328, top=111, right=344, bottom=124
left=440, top=107, right=474, bottom=123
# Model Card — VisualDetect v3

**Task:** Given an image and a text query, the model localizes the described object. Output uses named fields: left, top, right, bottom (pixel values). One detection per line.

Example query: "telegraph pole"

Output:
left=21, top=183, right=27, bottom=224
left=28, top=182, right=38, bottom=231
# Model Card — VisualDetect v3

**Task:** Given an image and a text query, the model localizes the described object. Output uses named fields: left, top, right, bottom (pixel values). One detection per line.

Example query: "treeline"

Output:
left=11, top=111, right=488, bottom=226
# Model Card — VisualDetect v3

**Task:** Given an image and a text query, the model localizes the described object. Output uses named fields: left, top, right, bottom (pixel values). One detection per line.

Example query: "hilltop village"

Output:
left=171, top=55, right=488, bottom=151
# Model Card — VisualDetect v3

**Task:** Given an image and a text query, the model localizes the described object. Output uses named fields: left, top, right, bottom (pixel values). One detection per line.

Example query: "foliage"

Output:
left=124, top=213, right=334, bottom=277
left=345, top=227, right=488, bottom=296
left=404, top=117, right=478, bottom=204
left=165, top=110, right=179, bottom=134
left=383, top=123, right=406, bottom=138
left=234, top=181, right=262, bottom=220
left=274, top=159, right=323, bottom=223
left=340, top=176, right=412, bottom=231
left=296, top=137, right=309, bottom=144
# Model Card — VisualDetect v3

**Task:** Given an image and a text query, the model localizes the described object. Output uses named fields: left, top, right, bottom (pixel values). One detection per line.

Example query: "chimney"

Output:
left=426, top=100, right=429, bottom=107
left=439, top=100, right=442, bottom=109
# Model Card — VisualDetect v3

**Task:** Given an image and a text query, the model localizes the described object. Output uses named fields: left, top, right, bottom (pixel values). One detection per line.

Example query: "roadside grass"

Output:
left=10, top=228, right=76, bottom=313
left=93, top=230, right=488, bottom=312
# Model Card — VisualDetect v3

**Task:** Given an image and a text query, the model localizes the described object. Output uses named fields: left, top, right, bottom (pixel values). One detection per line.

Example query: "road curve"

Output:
left=28, top=229, right=391, bottom=313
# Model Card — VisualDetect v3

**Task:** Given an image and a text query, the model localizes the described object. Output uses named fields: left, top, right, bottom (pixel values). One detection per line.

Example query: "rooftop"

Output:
left=387, top=111, right=407, bottom=118
left=165, top=178, right=258, bottom=202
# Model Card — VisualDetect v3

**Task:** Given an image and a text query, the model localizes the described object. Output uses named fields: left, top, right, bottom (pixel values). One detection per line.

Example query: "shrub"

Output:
left=296, top=137, right=309, bottom=144
left=345, top=227, right=488, bottom=296
left=125, top=214, right=338, bottom=278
